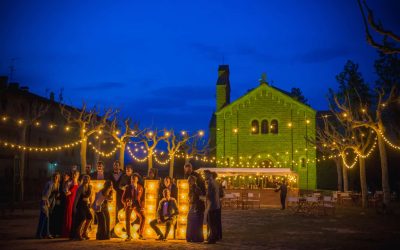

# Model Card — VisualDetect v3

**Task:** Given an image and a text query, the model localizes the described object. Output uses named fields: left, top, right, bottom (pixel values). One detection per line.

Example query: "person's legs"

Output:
left=43, top=210, right=50, bottom=237
left=217, top=208, right=222, bottom=240
left=95, top=211, right=105, bottom=240
left=36, top=211, right=45, bottom=238
left=125, top=208, right=132, bottom=238
left=104, top=208, right=110, bottom=239
left=207, top=209, right=218, bottom=243
left=164, top=217, right=176, bottom=239
left=280, top=194, right=286, bottom=209
left=133, top=207, right=145, bottom=237
left=149, top=219, right=163, bottom=238
left=81, top=206, right=93, bottom=239
left=197, top=211, right=204, bottom=242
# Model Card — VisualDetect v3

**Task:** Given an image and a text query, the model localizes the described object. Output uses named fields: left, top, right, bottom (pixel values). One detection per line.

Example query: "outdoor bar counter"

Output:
left=196, top=167, right=299, bottom=208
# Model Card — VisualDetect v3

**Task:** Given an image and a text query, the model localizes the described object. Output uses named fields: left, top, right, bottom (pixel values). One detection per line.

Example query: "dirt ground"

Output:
left=1, top=205, right=400, bottom=250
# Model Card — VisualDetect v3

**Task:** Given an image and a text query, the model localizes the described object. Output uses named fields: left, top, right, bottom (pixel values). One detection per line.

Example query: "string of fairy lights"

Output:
left=1, top=113, right=400, bottom=168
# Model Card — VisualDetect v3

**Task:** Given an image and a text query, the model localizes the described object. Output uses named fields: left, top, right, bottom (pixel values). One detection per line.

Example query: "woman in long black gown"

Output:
left=92, top=180, right=113, bottom=240
left=71, top=175, right=93, bottom=240
left=186, top=175, right=205, bottom=242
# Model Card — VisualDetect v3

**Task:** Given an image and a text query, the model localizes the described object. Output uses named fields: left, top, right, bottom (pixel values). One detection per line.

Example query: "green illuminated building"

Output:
left=209, top=65, right=317, bottom=190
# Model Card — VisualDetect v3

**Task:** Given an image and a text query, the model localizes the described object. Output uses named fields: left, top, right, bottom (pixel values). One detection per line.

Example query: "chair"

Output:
left=241, top=191, right=249, bottom=209
left=222, top=193, right=235, bottom=208
left=332, top=191, right=338, bottom=203
left=247, top=192, right=261, bottom=209
left=305, top=196, right=319, bottom=215
left=287, top=196, right=300, bottom=213
left=339, top=192, right=352, bottom=206
left=312, top=192, right=321, bottom=198
left=321, top=196, right=335, bottom=215
left=231, top=193, right=241, bottom=209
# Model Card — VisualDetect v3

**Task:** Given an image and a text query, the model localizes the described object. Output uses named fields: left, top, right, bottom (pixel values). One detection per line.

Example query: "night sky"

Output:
left=1, top=0, right=399, bottom=133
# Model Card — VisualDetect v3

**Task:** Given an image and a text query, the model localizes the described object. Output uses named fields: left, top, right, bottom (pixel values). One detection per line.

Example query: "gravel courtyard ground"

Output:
left=1, top=205, right=399, bottom=250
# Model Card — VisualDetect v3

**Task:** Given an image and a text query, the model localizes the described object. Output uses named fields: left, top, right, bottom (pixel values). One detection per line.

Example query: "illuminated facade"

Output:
left=209, top=65, right=317, bottom=190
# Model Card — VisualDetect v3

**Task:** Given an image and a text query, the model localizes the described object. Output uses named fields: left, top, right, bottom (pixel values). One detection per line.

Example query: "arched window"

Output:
left=270, top=119, right=278, bottom=134
left=301, top=158, right=306, bottom=168
left=251, top=120, right=259, bottom=134
left=261, top=120, right=269, bottom=134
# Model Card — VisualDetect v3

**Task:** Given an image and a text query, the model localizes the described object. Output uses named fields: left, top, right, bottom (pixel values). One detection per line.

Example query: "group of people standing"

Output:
left=36, top=161, right=224, bottom=245
left=184, top=164, right=224, bottom=244
left=36, top=161, right=116, bottom=240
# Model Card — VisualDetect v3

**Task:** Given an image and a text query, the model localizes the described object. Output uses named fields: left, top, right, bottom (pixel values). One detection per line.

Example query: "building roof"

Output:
left=215, top=83, right=316, bottom=115
left=196, top=167, right=297, bottom=176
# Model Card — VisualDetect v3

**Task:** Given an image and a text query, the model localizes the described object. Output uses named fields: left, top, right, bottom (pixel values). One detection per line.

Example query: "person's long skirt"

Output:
left=186, top=211, right=204, bottom=242
left=62, top=185, right=78, bottom=237
left=50, top=203, right=63, bottom=236
left=95, top=207, right=110, bottom=240
left=36, top=205, right=50, bottom=238
left=206, top=209, right=219, bottom=243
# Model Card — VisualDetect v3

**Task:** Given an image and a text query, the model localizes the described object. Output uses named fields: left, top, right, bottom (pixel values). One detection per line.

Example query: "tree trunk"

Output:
left=334, top=158, right=343, bottom=191
left=147, top=150, right=153, bottom=171
left=19, top=125, right=27, bottom=201
left=80, top=138, right=87, bottom=174
left=377, top=133, right=390, bottom=206
left=119, top=142, right=126, bottom=170
left=169, top=155, right=175, bottom=178
left=359, top=157, right=368, bottom=208
left=93, top=138, right=101, bottom=166
left=342, top=161, right=349, bottom=192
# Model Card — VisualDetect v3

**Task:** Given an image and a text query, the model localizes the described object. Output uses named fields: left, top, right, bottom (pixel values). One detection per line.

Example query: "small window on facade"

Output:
left=251, top=120, right=259, bottom=134
left=261, top=120, right=269, bottom=134
left=301, top=158, right=306, bottom=168
left=270, top=119, right=278, bottom=134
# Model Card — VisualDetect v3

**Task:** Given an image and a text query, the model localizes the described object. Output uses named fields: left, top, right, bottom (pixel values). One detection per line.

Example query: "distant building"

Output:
left=209, top=65, right=317, bottom=190
left=0, top=77, right=112, bottom=201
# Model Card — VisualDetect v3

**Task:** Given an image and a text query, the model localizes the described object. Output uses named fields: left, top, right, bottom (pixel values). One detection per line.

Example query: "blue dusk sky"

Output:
left=0, top=0, right=399, bottom=133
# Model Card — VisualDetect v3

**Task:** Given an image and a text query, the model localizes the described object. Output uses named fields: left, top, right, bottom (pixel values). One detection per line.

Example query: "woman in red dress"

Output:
left=62, top=170, right=80, bottom=237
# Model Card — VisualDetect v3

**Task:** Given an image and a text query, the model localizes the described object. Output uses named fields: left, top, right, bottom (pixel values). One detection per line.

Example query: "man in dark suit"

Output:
left=204, top=170, right=220, bottom=244
left=150, top=188, right=179, bottom=241
left=119, top=164, right=143, bottom=191
left=275, top=179, right=288, bottom=210
left=184, top=163, right=206, bottom=195
left=91, top=161, right=106, bottom=180
left=158, top=176, right=178, bottom=201
left=121, top=174, right=146, bottom=241
left=107, top=161, right=123, bottom=212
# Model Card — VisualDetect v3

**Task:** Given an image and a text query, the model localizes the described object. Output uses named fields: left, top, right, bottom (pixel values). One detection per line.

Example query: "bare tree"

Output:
left=333, top=87, right=397, bottom=206
left=15, top=99, right=49, bottom=201
left=107, top=117, right=141, bottom=169
left=346, top=127, right=375, bottom=208
left=181, top=130, right=209, bottom=164
left=314, top=114, right=349, bottom=191
left=164, top=130, right=197, bottom=178
left=357, top=0, right=400, bottom=54
left=138, top=129, right=170, bottom=172
left=60, top=103, right=114, bottom=173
